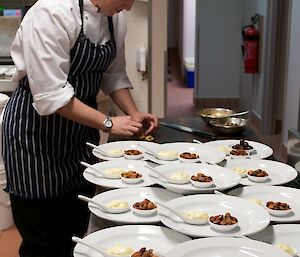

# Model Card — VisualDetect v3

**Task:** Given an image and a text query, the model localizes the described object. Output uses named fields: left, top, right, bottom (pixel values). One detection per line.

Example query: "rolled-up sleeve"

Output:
left=101, top=14, right=132, bottom=95
left=11, top=4, right=76, bottom=116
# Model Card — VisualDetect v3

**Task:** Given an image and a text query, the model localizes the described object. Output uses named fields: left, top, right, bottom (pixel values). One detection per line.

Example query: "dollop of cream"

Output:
left=249, top=198, right=264, bottom=206
left=106, top=244, right=135, bottom=256
left=275, top=243, right=296, bottom=256
left=106, top=149, right=123, bottom=156
left=232, top=167, right=248, bottom=176
left=103, top=168, right=124, bottom=176
left=107, top=200, right=129, bottom=209
left=184, top=210, right=209, bottom=220
left=170, top=172, right=189, bottom=180
left=158, top=151, right=178, bottom=158
left=217, top=146, right=231, bottom=154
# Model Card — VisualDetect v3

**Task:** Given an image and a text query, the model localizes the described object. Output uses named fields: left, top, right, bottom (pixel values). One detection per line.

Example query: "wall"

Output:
left=124, top=1, right=149, bottom=113
left=282, top=0, right=300, bottom=143
left=239, top=0, right=268, bottom=118
left=167, top=0, right=179, bottom=49
left=195, top=0, right=242, bottom=99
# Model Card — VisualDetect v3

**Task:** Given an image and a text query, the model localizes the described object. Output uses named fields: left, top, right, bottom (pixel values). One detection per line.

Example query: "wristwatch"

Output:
left=102, top=116, right=113, bottom=132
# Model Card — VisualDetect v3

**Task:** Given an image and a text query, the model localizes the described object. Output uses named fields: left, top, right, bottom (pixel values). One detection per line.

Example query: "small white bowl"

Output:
left=179, top=153, right=200, bottom=163
left=133, top=207, right=157, bottom=216
left=190, top=178, right=214, bottom=188
left=123, top=150, right=143, bottom=160
left=121, top=175, right=143, bottom=184
left=209, top=220, right=239, bottom=232
left=265, top=204, right=292, bottom=217
left=246, top=173, right=269, bottom=183
left=229, top=153, right=249, bottom=159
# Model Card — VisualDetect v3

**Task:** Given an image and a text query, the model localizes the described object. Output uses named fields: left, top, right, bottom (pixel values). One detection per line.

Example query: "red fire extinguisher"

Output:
left=242, top=14, right=260, bottom=73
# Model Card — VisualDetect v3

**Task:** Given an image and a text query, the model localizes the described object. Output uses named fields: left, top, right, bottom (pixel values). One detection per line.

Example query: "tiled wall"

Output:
left=124, top=1, right=149, bottom=113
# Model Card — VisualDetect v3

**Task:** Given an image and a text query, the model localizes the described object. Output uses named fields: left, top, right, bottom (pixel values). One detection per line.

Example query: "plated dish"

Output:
left=224, top=159, right=298, bottom=186
left=91, top=141, right=158, bottom=161
left=250, top=224, right=300, bottom=257
left=228, top=186, right=300, bottom=223
left=204, top=139, right=273, bottom=159
left=83, top=160, right=155, bottom=188
left=143, top=142, right=226, bottom=165
left=73, top=225, right=191, bottom=257
left=149, top=163, right=241, bottom=194
left=86, top=187, right=181, bottom=224
left=165, top=237, right=292, bottom=257
left=158, top=194, right=270, bottom=237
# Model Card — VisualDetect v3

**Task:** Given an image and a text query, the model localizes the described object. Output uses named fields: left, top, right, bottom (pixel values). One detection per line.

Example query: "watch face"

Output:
left=105, top=119, right=113, bottom=128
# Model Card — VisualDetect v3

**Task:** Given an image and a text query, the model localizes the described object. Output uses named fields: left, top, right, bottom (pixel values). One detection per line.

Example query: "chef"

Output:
left=2, top=0, right=157, bottom=257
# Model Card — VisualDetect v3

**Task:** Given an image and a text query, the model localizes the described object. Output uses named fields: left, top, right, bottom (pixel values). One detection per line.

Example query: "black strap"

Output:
left=79, top=0, right=84, bottom=34
left=108, top=17, right=116, bottom=48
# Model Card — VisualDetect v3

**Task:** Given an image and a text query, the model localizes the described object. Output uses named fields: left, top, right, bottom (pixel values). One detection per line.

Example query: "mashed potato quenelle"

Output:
left=158, top=151, right=178, bottom=159
left=106, top=244, right=135, bottom=256
left=184, top=210, right=209, bottom=220
left=217, top=146, right=231, bottom=155
left=170, top=172, right=189, bottom=181
left=232, top=167, right=248, bottom=177
left=275, top=243, right=296, bottom=256
left=249, top=198, right=264, bottom=206
left=106, top=149, right=124, bottom=156
left=107, top=200, right=129, bottom=209
left=103, top=168, right=124, bottom=176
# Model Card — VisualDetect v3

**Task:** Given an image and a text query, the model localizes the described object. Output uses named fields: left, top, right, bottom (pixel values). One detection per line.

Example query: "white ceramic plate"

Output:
left=91, top=141, right=158, bottom=161
left=88, top=187, right=181, bottom=224
left=83, top=160, right=155, bottom=188
left=228, top=186, right=300, bottom=223
left=158, top=194, right=270, bottom=238
left=165, top=237, right=292, bottom=257
left=250, top=224, right=300, bottom=254
left=73, top=225, right=191, bottom=257
left=224, top=159, right=298, bottom=186
left=149, top=163, right=241, bottom=194
left=143, top=142, right=226, bottom=165
left=204, top=139, right=273, bottom=159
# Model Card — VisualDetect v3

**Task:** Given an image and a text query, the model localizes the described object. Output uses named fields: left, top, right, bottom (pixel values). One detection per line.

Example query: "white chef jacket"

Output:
left=10, top=0, right=132, bottom=116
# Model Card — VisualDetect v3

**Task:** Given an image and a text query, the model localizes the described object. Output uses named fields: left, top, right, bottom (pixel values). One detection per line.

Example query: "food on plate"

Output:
left=131, top=247, right=159, bottom=257
left=121, top=171, right=142, bottom=179
left=249, top=198, right=264, bottom=206
left=138, top=133, right=154, bottom=141
left=191, top=172, right=213, bottom=182
left=232, top=139, right=253, bottom=151
left=179, top=152, right=199, bottom=159
left=106, top=149, right=124, bottom=156
left=184, top=210, right=209, bottom=220
left=170, top=171, right=189, bottom=181
left=124, top=149, right=143, bottom=156
left=103, top=168, right=124, bottom=177
left=107, top=200, right=129, bottom=209
left=106, top=244, right=135, bottom=256
left=209, top=213, right=238, bottom=225
left=266, top=201, right=291, bottom=211
left=133, top=199, right=157, bottom=210
left=247, top=169, right=269, bottom=177
left=275, top=243, right=296, bottom=256
left=217, top=145, right=231, bottom=155
left=232, top=167, right=248, bottom=177
left=230, top=149, right=248, bottom=156
left=158, top=150, right=178, bottom=159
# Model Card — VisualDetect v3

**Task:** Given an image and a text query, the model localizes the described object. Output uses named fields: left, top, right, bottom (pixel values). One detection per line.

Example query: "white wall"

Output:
left=283, top=0, right=300, bottom=143
left=183, top=0, right=196, bottom=60
left=195, top=0, right=242, bottom=99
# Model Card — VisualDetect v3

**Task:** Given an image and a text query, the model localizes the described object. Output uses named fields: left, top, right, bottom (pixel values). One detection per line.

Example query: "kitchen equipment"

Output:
left=209, top=117, right=248, bottom=134
left=197, top=108, right=235, bottom=124
left=158, top=121, right=216, bottom=139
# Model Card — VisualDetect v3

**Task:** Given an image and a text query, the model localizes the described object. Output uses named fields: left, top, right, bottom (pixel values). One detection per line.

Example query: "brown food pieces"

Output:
left=124, top=149, right=143, bottom=155
left=131, top=247, right=158, bottom=257
left=191, top=172, right=213, bottom=182
left=209, top=213, right=238, bottom=225
left=266, top=201, right=291, bottom=211
left=121, top=171, right=142, bottom=179
left=133, top=199, right=157, bottom=210
left=230, top=149, right=248, bottom=156
left=180, top=152, right=199, bottom=159
left=232, top=139, right=253, bottom=150
left=247, top=169, right=268, bottom=177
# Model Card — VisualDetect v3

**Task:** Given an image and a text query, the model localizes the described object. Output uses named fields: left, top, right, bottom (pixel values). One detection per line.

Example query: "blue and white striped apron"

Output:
left=2, top=0, right=116, bottom=199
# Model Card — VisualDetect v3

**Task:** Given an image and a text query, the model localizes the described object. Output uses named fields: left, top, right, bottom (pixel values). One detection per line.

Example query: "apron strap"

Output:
left=108, top=17, right=116, bottom=48
left=79, top=0, right=84, bottom=35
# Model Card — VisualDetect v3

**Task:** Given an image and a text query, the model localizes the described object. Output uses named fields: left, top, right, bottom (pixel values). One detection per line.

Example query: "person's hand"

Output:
left=130, top=112, right=158, bottom=135
left=110, top=116, right=142, bottom=136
